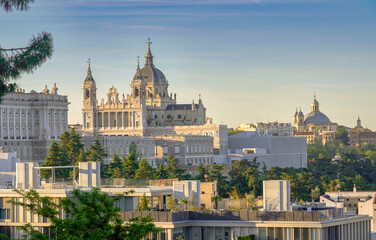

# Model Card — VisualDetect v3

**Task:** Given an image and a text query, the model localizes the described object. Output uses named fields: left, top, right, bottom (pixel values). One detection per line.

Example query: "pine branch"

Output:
left=0, top=31, right=53, bottom=102
left=0, top=0, right=35, bottom=12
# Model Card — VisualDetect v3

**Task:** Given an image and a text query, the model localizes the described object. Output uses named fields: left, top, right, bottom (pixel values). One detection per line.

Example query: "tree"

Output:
left=9, top=188, right=160, bottom=240
left=165, top=154, right=184, bottom=179
left=138, top=194, right=150, bottom=211
left=310, top=186, right=320, bottom=202
left=211, top=195, right=222, bottom=210
left=155, top=164, right=168, bottom=179
left=87, top=136, right=108, bottom=163
left=122, top=152, right=139, bottom=178
left=244, top=192, right=256, bottom=210
left=41, top=140, right=69, bottom=180
left=135, top=159, right=154, bottom=179
left=0, top=0, right=53, bottom=103
left=229, top=159, right=261, bottom=196
left=166, top=195, right=177, bottom=211
left=108, top=153, right=123, bottom=178
left=335, top=127, right=349, bottom=145
left=196, top=163, right=209, bottom=182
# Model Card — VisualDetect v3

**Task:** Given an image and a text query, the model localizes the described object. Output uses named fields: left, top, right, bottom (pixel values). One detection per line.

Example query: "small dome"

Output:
left=304, top=111, right=331, bottom=125
left=298, top=110, right=304, bottom=117
left=133, top=65, right=167, bottom=84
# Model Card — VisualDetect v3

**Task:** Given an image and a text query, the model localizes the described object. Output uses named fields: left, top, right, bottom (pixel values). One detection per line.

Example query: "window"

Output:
left=0, top=209, right=10, bottom=219
left=175, top=146, right=180, bottom=154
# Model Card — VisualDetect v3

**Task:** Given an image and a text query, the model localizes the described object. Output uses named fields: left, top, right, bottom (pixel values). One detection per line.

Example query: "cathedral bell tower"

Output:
left=130, top=58, right=147, bottom=130
left=82, top=59, right=97, bottom=132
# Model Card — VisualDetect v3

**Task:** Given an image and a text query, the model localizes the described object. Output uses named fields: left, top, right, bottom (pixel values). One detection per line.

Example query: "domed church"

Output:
left=293, top=95, right=337, bottom=135
left=81, top=39, right=207, bottom=136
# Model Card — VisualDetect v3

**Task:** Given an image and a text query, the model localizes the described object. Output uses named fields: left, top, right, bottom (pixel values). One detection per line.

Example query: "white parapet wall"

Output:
left=263, top=180, right=290, bottom=211
left=16, top=162, right=40, bottom=189
left=79, top=161, right=101, bottom=188
left=173, top=180, right=201, bottom=209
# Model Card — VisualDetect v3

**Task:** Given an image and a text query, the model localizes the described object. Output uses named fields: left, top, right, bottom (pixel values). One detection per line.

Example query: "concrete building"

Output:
left=0, top=164, right=371, bottom=240
left=320, top=189, right=376, bottom=215
left=263, top=180, right=291, bottom=211
left=228, top=131, right=307, bottom=169
left=80, top=134, right=215, bottom=167
left=238, top=122, right=294, bottom=136
left=358, top=194, right=376, bottom=232
left=321, top=188, right=376, bottom=231
left=0, top=86, right=69, bottom=162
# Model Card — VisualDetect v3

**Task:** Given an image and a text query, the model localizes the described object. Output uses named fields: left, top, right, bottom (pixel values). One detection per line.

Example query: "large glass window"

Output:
left=0, top=209, right=10, bottom=219
left=293, top=228, right=300, bottom=240
left=258, top=228, right=267, bottom=240
left=215, top=227, right=223, bottom=240
left=275, top=228, right=283, bottom=240
left=302, top=228, right=309, bottom=240
left=207, top=227, right=215, bottom=240
left=267, top=228, right=274, bottom=240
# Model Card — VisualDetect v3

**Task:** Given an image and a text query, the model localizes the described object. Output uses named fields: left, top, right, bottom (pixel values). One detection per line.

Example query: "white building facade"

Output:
left=0, top=86, right=69, bottom=162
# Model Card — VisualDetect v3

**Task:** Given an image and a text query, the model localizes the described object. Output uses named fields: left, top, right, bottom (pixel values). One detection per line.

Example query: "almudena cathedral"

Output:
left=0, top=40, right=228, bottom=168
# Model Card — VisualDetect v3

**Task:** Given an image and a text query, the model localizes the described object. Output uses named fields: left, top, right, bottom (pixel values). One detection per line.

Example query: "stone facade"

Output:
left=79, top=40, right=228, bottom=165
left=0, top=86, right=69, bottom=162
left=82, top=41, right=206, bottom=136
left=238, top=122, right=294, bottom=136
left=349, top=117, right=376, bottom=147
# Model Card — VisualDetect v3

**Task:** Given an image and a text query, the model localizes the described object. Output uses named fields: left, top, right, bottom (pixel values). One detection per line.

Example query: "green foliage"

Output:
left=87, top=136, right=108, bottom=163
left=41, top=140, right=70, bottom=179
left=238, top=235, right=255, bottom=240
left=165, top=154, right=185, bottom=179
left=0, top=31, right=54, bottom=103
left=211, top=195, right=222, bottom=210
left=135, top=159, right=154, bottom=179
left=310, top=186, right=320, bottom=202
left=122, top=152, right=139, bottom=178
left=107, top=153, right=123, bottom=178
left=335, top=127, right=349, bottom=145
left=138, top=194, right=150, bottom=211
left=229, top=158, right=261, bottom=196
left=166, top=195, right=177, bottom=211
left=59, top=128, right=85, bottom=165
left=0, top=0, right=34, bottom=12
left=228, top=129, right=244, bottom=136
left=155, top=164, right=168, bottom=179
left=9, top=188, right=160, bottom=240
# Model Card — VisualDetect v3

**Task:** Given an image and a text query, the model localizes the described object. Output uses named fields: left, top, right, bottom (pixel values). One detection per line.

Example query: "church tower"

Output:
left=82, top=60, right=97, bottom=132
left=356, top=115, right=362, bottom=128
left=311, top=94, right=319, bottom=112
left=129, top=58, right=147, bottom=130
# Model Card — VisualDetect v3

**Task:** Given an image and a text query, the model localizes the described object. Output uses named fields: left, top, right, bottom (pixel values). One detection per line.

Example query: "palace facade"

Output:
left=0, top=86, right=69, bottom=162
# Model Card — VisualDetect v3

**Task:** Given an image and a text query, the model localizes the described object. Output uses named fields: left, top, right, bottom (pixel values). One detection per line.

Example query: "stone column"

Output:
left=108, top=112, right=111, bottom=129
left=13, top=108, right=16, bottom=138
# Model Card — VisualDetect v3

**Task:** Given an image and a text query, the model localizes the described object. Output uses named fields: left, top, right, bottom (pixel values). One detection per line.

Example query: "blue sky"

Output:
left=1, top=0, right=375, bottom=129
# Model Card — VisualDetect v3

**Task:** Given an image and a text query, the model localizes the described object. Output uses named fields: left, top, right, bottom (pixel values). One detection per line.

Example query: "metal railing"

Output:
left=120, top=210, right=344, bottom=223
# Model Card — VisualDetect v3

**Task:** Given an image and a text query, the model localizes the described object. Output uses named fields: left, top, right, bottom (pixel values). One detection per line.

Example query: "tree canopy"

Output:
left=9, top=188, right=160, bottom=240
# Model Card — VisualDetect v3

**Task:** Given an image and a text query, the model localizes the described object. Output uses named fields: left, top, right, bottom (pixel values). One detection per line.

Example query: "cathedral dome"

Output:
left=133, top=38, right=167, bottom=84
left=133, top=65, right=167, bottom=84
left=304, top=111, right=331, bottom=125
